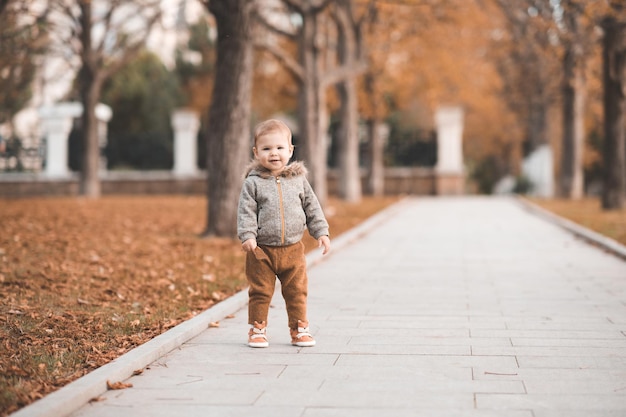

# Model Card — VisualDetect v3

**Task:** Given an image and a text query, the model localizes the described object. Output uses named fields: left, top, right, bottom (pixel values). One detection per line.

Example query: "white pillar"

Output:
left=38, top=102, right=112, bottom=178
left=522, top=144, right=554, bottom=198
left=39, top=102, right=82, bottom=178
left=172, top=109, right=200, bottom=177
left=96, top=103, right=113, bottom=173
left=435, top=106, right=464, bottom=174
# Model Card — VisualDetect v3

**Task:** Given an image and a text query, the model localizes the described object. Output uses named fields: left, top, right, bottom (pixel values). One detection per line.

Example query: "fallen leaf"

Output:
left=106, top=380, right=133, bottom=390
left=209, top=322, right=220, bottom=328
left=202, top=274, right=215, bottom=282
left=89, top=396, right=106, bottom=403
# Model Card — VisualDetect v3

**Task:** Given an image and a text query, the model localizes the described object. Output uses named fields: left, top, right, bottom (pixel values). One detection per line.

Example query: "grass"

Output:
left=0, top=194, right=399, bottom=416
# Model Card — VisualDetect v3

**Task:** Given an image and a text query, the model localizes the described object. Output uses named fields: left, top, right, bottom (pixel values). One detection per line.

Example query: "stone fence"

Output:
left=0, top=167, right=464, bottom=198
left=0, top=103, right=466, bottom=198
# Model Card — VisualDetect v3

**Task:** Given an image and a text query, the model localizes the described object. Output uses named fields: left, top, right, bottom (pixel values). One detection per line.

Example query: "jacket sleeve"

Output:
left=301, top=177, right=329, bottom=239
left=237, top=178, right=258, bottom=242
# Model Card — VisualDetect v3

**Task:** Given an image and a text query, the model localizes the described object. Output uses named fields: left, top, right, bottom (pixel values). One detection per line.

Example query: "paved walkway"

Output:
left=17, top=197, right=626, bottom=417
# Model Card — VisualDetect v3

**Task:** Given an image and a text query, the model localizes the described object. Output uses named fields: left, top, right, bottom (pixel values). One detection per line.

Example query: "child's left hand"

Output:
left=318, top=235, right=331, bottom=255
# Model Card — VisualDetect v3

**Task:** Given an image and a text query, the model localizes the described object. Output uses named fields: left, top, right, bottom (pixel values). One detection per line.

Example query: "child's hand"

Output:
left=318, top=235, right=330, bottom=255
left=242, top=238, right=257, bottom=252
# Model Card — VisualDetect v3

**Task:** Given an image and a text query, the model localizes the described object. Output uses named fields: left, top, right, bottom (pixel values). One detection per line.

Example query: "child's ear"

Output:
left=252, top=147, right=258, bottom=158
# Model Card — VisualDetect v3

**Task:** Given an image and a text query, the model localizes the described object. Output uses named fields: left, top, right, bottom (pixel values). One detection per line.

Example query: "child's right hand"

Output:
left=318, top=235, right=331, bottom=255
left=242, top=238, right=257, bottom=252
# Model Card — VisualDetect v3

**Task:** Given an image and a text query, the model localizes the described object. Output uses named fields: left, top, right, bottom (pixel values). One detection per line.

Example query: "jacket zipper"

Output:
left=276, top=177, right=285, bottom=245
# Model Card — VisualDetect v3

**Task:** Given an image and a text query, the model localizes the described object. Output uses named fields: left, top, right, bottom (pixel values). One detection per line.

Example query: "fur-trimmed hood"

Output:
left=244, top=160, right=307, bottom=179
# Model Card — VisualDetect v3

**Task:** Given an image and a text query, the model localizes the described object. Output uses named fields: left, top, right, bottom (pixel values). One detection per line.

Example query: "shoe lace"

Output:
left=250, top=326, right=267, bottom=340
left=294, top=325, right=312, bottom=339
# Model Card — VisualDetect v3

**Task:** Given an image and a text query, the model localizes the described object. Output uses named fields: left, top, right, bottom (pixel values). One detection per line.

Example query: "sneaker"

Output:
left=290, top=320, right=316, bottom=347
left=248, top=321, right=269, bottom=348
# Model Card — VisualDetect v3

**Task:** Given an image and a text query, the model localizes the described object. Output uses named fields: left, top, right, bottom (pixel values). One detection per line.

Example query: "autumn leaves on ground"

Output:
left=531, top=198, right=626, bottom=246
left=0, top=195, right=399, bottom=416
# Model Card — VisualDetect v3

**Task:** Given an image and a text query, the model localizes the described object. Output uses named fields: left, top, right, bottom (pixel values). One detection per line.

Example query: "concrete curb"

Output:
left=10, top=197, right=408, bottom=417
left=516, top=196, right=626, bottom=261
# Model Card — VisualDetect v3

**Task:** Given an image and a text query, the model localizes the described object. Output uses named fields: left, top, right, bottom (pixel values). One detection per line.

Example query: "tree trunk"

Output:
left=79, top=79, right=103, bottom=197
left=527, top=97, right=548, bottom=153
left=601, top=16, right=626, bottom=210
left=203, top=0, right=256, bottom=237
left=0, top=0, right=10, bottom=14
left=297, top=10, right=328, bottom=207
left=336, top=77, right=361, bottom=202
left=78, top=2, right=101, bottom=198
left=335, top=0, right=361, bottom=203
left=559, top=46, right=586, bottom=199
left=365, top=117, right=384, bottom=196
left=362, top=2, right=384, bottom=197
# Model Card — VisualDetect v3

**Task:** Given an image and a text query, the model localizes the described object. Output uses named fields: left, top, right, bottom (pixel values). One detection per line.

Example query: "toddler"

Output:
left=237, top=119, right=330, bottom=348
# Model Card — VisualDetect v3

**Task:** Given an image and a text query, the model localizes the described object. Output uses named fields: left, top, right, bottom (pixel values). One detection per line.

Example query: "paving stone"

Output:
left=533, top=411, right=626, bottom=417
left=301, top=409, right=534, bottom=417
left=475, top=393, right=626, bottom=411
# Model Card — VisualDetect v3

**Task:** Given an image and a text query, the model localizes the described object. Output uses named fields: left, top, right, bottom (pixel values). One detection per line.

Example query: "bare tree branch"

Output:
left=321, top=60, right=367, bottom=88
left=109, top=20, right=162, bottom=77
left=254, top=37, right=304, bottom=81
left=256, top=10, right=297, bottom=40
left=283, top=0, right=332, bottom=14
left=94, top=2, right=117, bottom=57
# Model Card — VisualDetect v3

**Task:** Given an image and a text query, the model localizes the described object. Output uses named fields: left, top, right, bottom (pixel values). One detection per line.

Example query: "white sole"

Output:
left=292, top=341, right=316, bottom=347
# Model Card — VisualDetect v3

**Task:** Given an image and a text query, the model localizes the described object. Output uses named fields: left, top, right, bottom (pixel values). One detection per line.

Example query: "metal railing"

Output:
left=0, top=135, right=45, bottom=173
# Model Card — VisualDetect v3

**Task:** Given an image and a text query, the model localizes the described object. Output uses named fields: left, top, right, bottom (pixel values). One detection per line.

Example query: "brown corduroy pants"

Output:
left=246, top=241, right=308, bottom=330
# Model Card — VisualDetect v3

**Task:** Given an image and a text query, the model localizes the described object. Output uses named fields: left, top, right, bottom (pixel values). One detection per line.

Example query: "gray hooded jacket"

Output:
left=237, top=161, right=329, bottom=246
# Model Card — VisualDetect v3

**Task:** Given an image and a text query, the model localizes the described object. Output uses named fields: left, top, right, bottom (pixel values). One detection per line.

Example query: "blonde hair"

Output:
left=253, top=119, right=292, bottom=147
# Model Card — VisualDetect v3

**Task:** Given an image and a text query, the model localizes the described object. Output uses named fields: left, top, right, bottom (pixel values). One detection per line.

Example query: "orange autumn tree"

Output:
left=359, top=0, right=521, bottom=192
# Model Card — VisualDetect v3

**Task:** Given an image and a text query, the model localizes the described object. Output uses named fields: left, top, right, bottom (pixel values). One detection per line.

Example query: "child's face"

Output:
left=253, top=130, right=294, bottom=176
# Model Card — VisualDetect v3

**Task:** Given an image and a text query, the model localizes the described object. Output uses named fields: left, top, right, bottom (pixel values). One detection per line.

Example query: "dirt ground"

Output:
left=0, top=194, right=399, bottom=416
